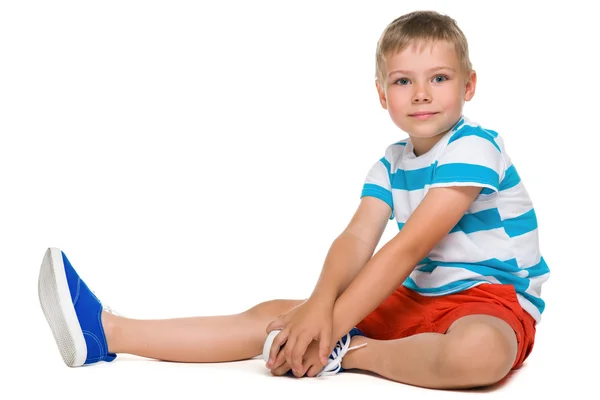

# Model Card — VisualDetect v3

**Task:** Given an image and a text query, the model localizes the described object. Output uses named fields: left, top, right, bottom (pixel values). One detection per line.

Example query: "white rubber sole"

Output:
left=38, top=247, right=87, bottom=367
left=262, top=329, right=281, bottom=362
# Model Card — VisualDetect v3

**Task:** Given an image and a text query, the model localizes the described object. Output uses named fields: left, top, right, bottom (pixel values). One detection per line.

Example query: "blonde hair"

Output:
left=375, top=11, right=472, bottom=83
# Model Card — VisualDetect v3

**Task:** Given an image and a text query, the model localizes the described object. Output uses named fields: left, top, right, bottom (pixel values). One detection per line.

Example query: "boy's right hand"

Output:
left=265, top=296, right=334, bottom=376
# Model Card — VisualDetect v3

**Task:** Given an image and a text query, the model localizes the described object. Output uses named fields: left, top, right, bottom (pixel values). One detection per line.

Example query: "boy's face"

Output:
left=376, top=40, right=476, bottom=142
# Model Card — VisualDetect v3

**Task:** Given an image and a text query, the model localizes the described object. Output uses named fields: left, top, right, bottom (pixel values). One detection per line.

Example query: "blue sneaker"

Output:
left=316, top=327, right=367, bottom=376
left=38, top=247, right=116, bottom=367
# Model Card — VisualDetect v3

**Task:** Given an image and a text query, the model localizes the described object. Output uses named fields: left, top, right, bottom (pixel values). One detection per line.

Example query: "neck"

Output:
left=410, top=116, right=464, bottom=156
left=410, top=131, right=448, bottom=157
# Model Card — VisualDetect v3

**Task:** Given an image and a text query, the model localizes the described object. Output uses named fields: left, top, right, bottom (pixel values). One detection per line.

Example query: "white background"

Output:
left=1, top=0, right=597, bottom=398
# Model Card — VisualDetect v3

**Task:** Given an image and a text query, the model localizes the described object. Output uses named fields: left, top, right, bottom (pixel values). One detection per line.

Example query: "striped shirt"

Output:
left=361, top=116, right=550, bottom=323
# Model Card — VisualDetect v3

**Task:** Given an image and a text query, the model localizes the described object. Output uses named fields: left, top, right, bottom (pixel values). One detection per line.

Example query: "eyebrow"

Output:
left=388, top=66, right=456, bottom=77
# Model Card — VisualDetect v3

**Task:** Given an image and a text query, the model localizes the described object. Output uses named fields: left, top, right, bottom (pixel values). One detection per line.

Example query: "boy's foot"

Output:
left=262, top=327, right=367, bottom=377
left=38, top=247, right=116, bottom=367
left=317, top=327, right=367, bottom=376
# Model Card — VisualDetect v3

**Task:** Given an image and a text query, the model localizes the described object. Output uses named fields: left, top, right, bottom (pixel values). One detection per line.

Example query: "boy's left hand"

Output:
left=270, top=339, right=325, bottom=378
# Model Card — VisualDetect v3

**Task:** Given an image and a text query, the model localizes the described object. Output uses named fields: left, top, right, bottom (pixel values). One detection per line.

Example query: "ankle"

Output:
left=341, top=336, right=369, bottom=370
left=101, top=311, right=120, bottom=354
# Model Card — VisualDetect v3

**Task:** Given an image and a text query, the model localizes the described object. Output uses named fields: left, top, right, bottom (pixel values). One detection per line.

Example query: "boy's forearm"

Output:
left=309, top=231, right=376, bottom=304
left=330, top=234, right=421, bottom=344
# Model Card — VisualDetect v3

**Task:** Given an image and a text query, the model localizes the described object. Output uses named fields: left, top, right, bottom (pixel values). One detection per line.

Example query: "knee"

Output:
left=437, top=321, right=517, bottom=387
left=245, top=299, right=304, bottom=320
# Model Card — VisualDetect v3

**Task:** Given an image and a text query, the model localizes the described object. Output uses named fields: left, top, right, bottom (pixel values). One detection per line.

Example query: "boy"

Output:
left=38, top=10, right=549, bottom=389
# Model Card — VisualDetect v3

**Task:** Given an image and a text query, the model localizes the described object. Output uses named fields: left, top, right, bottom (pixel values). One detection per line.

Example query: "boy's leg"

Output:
left=341, top=314, right=518, bottom=389
left=103, top=298, right=304, bottom=363
left=39, top=247, right=303, bottom=366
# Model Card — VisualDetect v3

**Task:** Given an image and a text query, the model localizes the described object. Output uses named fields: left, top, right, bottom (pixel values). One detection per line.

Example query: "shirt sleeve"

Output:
left=361, top=154, right=394, bottom=219
left=431, top=126, right=506, bottom=194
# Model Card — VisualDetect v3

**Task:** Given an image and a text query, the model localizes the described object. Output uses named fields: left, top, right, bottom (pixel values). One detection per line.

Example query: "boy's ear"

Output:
left=376, top=80, right=388, bottom=109
left=464, top=70, right=477, bottom=102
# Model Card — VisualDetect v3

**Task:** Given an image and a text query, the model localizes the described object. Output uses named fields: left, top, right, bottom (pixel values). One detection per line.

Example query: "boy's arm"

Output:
left=309, top=196, right=392, bottom=304
left=329, top=185, right=482, bottom=345
left=265, top=196, right=391, bottom=371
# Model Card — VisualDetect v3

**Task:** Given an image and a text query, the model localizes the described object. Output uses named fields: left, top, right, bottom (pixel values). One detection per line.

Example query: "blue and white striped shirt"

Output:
left=361, top=116, right=550, bottom=323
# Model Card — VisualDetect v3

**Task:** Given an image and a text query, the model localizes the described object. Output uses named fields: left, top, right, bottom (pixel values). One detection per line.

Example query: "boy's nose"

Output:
left=412, top=88, right=432, bottom=103
left=412, top=95, right=431, bottom=103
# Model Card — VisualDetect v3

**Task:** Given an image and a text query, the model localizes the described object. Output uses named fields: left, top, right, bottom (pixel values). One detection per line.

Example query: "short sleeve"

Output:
left=361, top=156, right=394, bottom=219
left=431, top=126, right=506, bottom=194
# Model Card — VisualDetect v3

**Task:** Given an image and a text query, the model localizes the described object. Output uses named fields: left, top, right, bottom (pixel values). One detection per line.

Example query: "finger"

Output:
left=291, top=365, right=304, bottom=378
left=268, top=329, right=288, bottom=366
left=265, top=317, right=285, bottom=334
left=267, top=330, right=286, bottom=367
left=291, top=334, right=312, bottom=373
left=319, top=326, right=333, bottom=365
left=271, top=360, right=292, bottom=377
left=270, top=344, right=288, bottom=370
left=283, top=334, right=298, bottom=370
left=306, top=363, right=324, bottom=378
left=298, top=357, right=314, bottom=378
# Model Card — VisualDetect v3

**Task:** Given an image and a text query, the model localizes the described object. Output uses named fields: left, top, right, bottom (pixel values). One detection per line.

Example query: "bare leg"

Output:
left=341, top=314, right=518, bottom=389
left=102, top=299, right=304, bottom=363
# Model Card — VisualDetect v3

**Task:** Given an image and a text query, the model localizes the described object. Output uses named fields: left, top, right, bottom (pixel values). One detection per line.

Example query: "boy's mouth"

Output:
left=409, top=111, right=439, bottom=120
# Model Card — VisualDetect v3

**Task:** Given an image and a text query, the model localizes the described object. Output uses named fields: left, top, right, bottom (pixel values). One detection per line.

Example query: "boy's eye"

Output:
left=433, top=75, right=448, bottom=83
left=396, top=78, right=410, bottom=85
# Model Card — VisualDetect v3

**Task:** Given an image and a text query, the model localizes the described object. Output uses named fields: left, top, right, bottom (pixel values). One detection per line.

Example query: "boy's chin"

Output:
left=407, top=129, right=446, bottom=140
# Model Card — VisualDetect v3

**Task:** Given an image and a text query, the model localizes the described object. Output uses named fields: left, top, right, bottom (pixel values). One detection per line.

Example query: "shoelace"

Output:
left=316, top=333, right=368, bottom=377
left=102, top=304, right=120, bottom=316
left=92, top=291, right=121, bottom=316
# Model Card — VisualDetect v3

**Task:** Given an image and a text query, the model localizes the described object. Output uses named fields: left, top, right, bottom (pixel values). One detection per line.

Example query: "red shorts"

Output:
left=355, top=283, right=536, bottom=369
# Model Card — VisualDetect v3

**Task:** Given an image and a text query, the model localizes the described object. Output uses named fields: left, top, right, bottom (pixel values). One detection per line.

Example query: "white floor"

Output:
left=13, top=346, right=554, bottom=400
left=13, top=357, right=544, bottom=399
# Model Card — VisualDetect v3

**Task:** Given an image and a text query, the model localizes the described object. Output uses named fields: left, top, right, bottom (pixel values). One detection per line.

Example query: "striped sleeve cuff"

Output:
left=431, top=163, right=500, bottom=192
left=361, top=183, right=394, bottom=218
